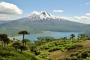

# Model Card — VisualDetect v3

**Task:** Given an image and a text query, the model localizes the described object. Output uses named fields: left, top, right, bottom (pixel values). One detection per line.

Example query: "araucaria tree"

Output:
left=23, top=39, right=30, bottom=46
left=70, top=34, right=75, bottom=40
left=4, top=38, right=10, bottom=47
left=0, top=34, right=9, bottom=47
left=19, top=45, right=27, bottom=53
left=70, top=34, right=75, bottom=44
left=18, top=31, right=30, bottom=46
left=78, top=34, right=87, bottom=40
left=12, top=41, right=21, bottom=51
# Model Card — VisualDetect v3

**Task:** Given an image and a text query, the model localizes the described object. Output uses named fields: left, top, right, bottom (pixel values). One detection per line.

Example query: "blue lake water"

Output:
left=10, top=31, right=80, bottom=42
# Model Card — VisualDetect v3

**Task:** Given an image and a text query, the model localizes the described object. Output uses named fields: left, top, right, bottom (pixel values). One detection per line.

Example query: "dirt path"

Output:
left=49, top=40, right=90, bottom=60
left=78, top=40, right=90, bottom=47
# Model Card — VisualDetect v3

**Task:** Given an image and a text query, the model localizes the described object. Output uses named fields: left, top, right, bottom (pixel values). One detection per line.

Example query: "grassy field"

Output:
left=0, top=33, right=89, bottom=60
left=49, top=40, right=90, bottom=60
left=34, top=39, right=84, bottom=60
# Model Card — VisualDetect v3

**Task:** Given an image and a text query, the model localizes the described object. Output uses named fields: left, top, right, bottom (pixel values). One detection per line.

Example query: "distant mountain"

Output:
left=0, top=20, right=8, bottom=24
left=0, top=11, right=88, bottom=36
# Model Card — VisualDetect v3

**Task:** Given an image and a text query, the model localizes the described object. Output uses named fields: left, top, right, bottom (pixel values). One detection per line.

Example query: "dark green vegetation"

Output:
left=0, top=31, right=41, bottom=60
left=34, top=39, right=83, bottom=60
left=0, top=31, right=90, bottom=60
left=61, top=50, right=90, bottom=60
left=0, top=47, right=39, bottom=60
left=33, top=33, right=90, bottom=60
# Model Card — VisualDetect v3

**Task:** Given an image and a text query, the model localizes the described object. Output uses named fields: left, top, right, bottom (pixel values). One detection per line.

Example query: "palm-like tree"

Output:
left=70, top=34, right=75, bottom=44
left=70, top=34, right=75, bottom=40
left=3, top=38, right=10, bottom=47
left=12, top=41, right=21, bottom=51
left=23, top=39, right=30, bottom=46
left=18, top=31, right=30, bottom=46
left=0, top=34, right=8, bottom=47
left=78, top=34, right=87, bottom=40
left=63, top=37, right=67, bottom=40
left=19, top=45, right=27, bottom=53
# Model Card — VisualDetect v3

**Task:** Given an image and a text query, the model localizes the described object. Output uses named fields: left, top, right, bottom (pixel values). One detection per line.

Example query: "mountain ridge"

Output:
left=0, top=11, right=89, bottom=36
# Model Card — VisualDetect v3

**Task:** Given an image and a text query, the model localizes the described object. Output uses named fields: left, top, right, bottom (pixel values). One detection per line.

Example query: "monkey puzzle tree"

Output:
left=70, top=34, right=75, bottom=40
left=18, top=31, right=30, bottom=46
left=0, top=34, right=8, bottom=47
left=12, top=41, right=21, bottom=51
left=70, top=34, right=75, bottom=44
left=19, top=45, right=27, bottom=53
left=3, top=38, right=10, bottom=47
left=23, top=39, right=30, bottom=46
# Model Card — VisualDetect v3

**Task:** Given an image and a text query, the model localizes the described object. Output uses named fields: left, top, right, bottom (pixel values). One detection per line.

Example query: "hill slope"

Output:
left=49, top=40, right=90, bottom=59
left=0, top=11, right=88, bottom=36
left=0, top=47, right=39, bottom=60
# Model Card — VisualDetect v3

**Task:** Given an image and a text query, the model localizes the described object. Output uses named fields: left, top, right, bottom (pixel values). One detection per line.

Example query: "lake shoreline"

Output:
left=9, top=31, right=81, bottom=43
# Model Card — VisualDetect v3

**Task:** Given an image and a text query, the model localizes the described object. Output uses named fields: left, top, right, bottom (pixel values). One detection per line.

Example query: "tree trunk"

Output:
left=4, top=43, right=6, bottom=47
left=72, top=37, right=73, bottom=44
left=25, top=42, right=26, bottom=46
left=22, top=34, right=24, bottom=46
left=1, top=39, right=3, bottom=47
left=21, top=49, right=23, bottom=53
left=2, top=41, right=4, bottom=47
left=7, top=43, right=8, bottom=47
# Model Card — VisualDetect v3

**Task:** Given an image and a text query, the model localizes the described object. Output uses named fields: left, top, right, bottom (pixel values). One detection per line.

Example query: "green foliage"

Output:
left=78, top=33, right=88, bottom=40
left=0, top=47, right=39, bottom=60
left=70, top=34, right=75, bottom=40
left=0, top=33, right=40, bottom=60
left=0, top=33, right=87, bottom=60
left=37, top=40, right=83, bottom=52
left=18, top=31, right=30, bottom=35
left=61, top=50, right=90, bottom=60
left=35, top=36, right=55, bottom=45
left=66, top=44, right=83, bottom=50
left=19, top=45, right=28, bottom=53
left=18, top=31, right=30, bottom=46
left=34, top=40, right=83, bottom=59
left=12, top=41, right=21, bottom=51
left=0, top=34, right=10, bottom=47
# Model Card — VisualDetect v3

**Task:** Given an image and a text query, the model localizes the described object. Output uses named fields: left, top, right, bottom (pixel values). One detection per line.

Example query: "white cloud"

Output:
left=59, top=16, right=90, bottom=24
left=86, top=13, right=90, bottom=16
left=0, top=14, right=20, bottom=20
left=53, top=10, right=64, bottom=13
left=31, top=11, right=40, bottom=15
left=0, top=14, right=12, bottom=20
left=0, top=2, right=23, bottom=14
left=74, top=16, right=89, bottom=20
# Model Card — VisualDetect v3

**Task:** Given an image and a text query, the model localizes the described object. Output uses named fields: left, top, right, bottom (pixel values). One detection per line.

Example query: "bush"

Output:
left=69, top=50, right=90, bottom=60
left=66, top=44, right=83, bottom=50
left=0, top=47, right=39, bottom=60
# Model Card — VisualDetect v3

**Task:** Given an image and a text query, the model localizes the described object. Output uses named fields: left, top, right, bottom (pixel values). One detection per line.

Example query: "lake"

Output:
left=10, top=31, right=80, bottom=42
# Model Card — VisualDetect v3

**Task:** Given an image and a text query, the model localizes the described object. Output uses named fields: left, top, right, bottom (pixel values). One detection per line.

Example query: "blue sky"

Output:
left=0, top=0, right=90, bottom=24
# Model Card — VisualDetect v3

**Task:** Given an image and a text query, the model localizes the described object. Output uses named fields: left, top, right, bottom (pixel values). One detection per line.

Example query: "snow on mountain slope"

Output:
left=0, top=11, right=88, bottom=36
left=27, top=11, right=60, bottom=21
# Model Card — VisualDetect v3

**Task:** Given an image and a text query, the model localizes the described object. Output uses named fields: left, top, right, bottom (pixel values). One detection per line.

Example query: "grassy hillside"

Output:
left=0, top=47, right=39, bottom=60
left=0, top=33, right=41, bottom=60
left=34, top=40, right=83, bottom=60
left=1, top=39, right=90, bottom=60
left=35, top=40, right=90, bottom=60
left=0, top=32, right=89, bottom=60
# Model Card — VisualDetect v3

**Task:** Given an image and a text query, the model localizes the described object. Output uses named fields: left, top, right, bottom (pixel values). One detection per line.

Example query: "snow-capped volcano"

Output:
left=0, top=11, right=88, bottom=36
left=27, top=11, right=60, bottom=20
